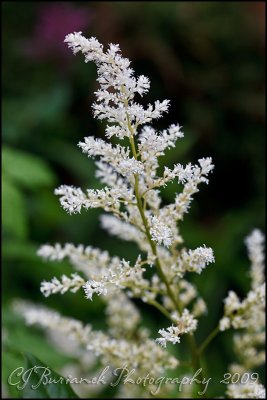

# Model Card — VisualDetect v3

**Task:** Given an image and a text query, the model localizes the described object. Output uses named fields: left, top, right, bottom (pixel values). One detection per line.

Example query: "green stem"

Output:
left=148, top=299, right=174, bottom=321
left=198, top=325, right=220, bottom=355
left=127, top=130, right=206, bottom=397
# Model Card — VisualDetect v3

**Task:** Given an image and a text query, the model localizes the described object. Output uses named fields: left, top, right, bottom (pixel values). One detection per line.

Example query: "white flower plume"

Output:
left=150, top=215, right=174, bottom=248
left=41, top=273, right=85, bottom=297
left=173, top=246, right=215, bottom=277
left=83, top=280, right=108, bottom=300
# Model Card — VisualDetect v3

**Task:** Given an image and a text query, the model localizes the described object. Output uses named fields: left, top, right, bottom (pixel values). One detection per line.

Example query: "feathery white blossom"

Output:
left=13, top=301, right=92, bottom=347
left=245, top=229, right=265, bottom=289
left=79, top=257, right=149, bottom=299
left=95, top=161, right=130, bottom=191
left=173, top=245, right=215, bottom=276
left=105, top=292, right=140, bottom=337
left=11, top=32, right=266, bottom=399
left=38, top=243, right=116, bottom=279
left=221, top=230, right=265, bottom=399
left=220, top=230, right=265, bottom=332
left=100, top=214, right=149, bottom=251
left=83, top=280, right=108, bottom=300
left=156, top=325, right=181, bottom=347
left=118, top=158, right=144, bottom=176
left=14, top=300, right=178, bottom=378
left=55, top=185, right=133, bottom=215
left=219, top=316, right=231, bottom=331
left=78, top=136, right=144, bottom=178
left=17, top=33, right=222, bottom=396
left=150, top=215, right=174, bottom=247
left=54, top=185, right=88, bottom=214
left=138, top=124, right=184, bottom=178
left=64, top=32, right=170, bottom=135
left=226, top=382, right=266, bottom=399
left=221, top=284, right=265, bottom=331
left=41, top=273, right=85, bottom=297
left=171, top=308, right=198, bottom=333
left=192, top=298, right=207, bottom=317
left=233, top=331, right=266, bottom=370
left=177, top=280, right=197, bottom=306
left=152, top=157, right=214, bottom=189
left=156, top=309, right=197, bottom=348
left=78, top=136, right=129, bottom=161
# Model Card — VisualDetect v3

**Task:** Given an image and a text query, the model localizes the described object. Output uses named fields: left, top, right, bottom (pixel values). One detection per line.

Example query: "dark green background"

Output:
left=2, top=1, right=265, bottom=398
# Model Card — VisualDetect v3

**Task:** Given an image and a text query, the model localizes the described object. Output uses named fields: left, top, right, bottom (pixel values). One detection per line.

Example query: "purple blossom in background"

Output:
left=23, top=3, right=91, bottom=60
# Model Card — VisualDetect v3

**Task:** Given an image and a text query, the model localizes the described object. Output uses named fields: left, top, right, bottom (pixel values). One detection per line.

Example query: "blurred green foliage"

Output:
left=2, top=1, right=265, bottom=398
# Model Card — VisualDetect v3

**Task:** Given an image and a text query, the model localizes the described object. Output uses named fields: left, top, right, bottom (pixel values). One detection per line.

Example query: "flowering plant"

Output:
left=15, top=32, right=265, bottom=399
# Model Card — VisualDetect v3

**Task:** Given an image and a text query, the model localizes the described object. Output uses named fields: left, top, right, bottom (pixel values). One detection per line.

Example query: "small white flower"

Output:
left=224, top=290, right=241, bottom=314
left=198, top=157, right=214, bottom=175
left=118, top=158, right=144, bottom=176
left=156, top=310, right=197, bottom=348
left=226, top=382, right=266, bottom=399
left=192, top=298, right=207, bottom=317
left=174, top=245, right=215, bottom=276
left=136, top=75, right=150, bottom=96
left=40, top=274, right=85, bottom=297
left=83, top=280, right=108, bottom=300
left=245, top=229, right=265, bottom=289
left=150, top=215, right=174, bottom=247
left=54, top=185, right=88, bottom=214
left=156, top=325, right=181, bottom=347
left=219, top=316, right=231, bottom=331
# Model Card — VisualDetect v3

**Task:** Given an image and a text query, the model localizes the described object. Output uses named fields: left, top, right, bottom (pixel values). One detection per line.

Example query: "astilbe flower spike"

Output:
left=13, top=33, right=265, bottom=399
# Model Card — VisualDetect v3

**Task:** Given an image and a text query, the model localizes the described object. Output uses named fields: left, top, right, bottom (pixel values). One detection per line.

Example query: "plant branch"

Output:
left=127, top=127, right=206, bottom=397
left=198, top=325, right=220, bottom=355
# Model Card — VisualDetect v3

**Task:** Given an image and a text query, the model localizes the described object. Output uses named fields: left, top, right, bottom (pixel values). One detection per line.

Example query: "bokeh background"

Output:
left=2, top=1, right=265, bottom=398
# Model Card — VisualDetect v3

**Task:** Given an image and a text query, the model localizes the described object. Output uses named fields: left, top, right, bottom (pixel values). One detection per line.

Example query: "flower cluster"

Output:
left=14, top=300, right=178, bottom=391
left=220, top=230, right=265, bottom=333
left=219, top=230, right=266, bottom=397
left=41, top=273, right=85, bottom=297
left=38, top=33, right=215, bottom=322
left=172, top=245, right=215, bottom=277
left=156, top=309, right=198, bottom=347
left=13, top=32, right=265, bottom=399
left=226, top=382, right=266, bottom=399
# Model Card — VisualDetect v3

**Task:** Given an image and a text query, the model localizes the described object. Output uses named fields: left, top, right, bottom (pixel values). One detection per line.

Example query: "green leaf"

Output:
left=3, top=146, right=56, bottom=189
left=21, top=353, right=78, bottom=398
left=2, top=176, right=28, bottom=239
